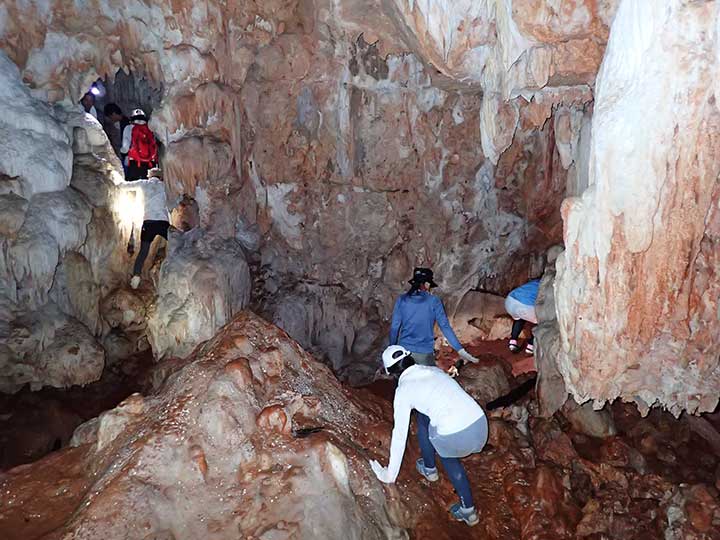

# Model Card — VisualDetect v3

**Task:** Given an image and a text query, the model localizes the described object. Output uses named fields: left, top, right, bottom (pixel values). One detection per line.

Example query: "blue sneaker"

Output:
left=415, top=458, right=439, bottom=481
left=450, top=503, right=479, bottom=527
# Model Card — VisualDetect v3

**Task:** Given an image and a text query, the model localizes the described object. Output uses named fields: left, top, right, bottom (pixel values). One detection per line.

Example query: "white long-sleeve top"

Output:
left=386, top=365, right=485, bottom=483
left=118, top=178, right=170, bottom=222
left=120, top=124, right=134, bottom=155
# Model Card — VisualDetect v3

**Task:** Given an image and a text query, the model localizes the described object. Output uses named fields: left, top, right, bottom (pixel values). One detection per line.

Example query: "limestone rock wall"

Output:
left=555, top=0, right=720, bottom=416
left=384, top=0, right=616, bottom=163
left=0, top=52, right=129, bottom=392
left=0, top=0, right=601, bottom=381
left=8, top=0, right=717, bottom=417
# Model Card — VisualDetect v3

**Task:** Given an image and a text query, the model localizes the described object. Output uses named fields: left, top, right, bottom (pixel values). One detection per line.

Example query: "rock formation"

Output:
left=2, top=312, right=719, bottom=540
left=0, top=52, right=125, bottom=392
left=3, top=312, right=405, bottom=539
left=555, top=0, right=720, bottom=416
left=0, top=0, right=718, bottom=415
left=0, top=0, right=612, bottom=385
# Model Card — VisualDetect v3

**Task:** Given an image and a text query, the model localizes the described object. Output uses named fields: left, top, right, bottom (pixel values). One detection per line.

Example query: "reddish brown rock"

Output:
left=556, top=0, right=720, bottom=416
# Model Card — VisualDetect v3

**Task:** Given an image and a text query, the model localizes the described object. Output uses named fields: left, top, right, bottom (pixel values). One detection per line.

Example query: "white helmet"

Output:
left=382, top=345, right=411, bottom=374
left=130, top=108, right=147, bottom=123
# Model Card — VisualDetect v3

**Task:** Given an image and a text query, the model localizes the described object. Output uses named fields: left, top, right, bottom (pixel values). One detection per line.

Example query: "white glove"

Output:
left=458, top=348, right=479, bottom=363
left=369, top=459, right=394, bottom=484
left=447, top=365, right=459, bottom=378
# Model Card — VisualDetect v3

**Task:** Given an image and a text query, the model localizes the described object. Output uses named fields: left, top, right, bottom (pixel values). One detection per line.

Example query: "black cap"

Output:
left=409, top=267, right=438, bottom=288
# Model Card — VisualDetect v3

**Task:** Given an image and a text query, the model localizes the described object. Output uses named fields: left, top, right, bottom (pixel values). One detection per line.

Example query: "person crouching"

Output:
left=369, top=345, right=488, bottom=527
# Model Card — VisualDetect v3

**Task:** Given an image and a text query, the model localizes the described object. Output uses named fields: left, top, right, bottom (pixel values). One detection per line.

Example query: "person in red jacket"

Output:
left=121, top=108, right=158, bottom=181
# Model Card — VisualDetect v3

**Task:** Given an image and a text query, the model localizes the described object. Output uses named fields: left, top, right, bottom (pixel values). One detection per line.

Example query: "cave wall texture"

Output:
left=555, top=0, right=720, bottom=416
left=0, top=0, right=718, bottom=415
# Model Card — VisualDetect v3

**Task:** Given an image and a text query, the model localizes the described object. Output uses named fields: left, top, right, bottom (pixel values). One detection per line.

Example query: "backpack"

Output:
left=127, top=124, right=158, bottom=165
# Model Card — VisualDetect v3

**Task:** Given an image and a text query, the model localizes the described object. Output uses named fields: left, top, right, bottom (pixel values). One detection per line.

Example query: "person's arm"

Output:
left=120, top=125, right=133, bottom=154
left=432, top=296, right=463, bottom=351
left=388, top=297, right=403, bottom=346
left=370, top=388, right=412, bottom=483
left=432, top=296, right=479, bottom=363
left=385, top=392, right=412, bottom=482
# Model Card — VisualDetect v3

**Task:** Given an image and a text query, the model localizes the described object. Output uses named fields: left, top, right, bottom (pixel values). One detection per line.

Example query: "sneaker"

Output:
left=525, top=342, right=534, bottom=355
left=508, top=339, right=521, bottom=353
left=130, top=275, right=141, bottom=289
left=450, top=503, right=479, bottom=527
left=415, top=458, right=439, bottom=482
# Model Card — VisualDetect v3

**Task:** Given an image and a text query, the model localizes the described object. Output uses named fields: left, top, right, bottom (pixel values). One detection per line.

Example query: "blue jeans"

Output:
left=417, top=413, right=474, bottom=508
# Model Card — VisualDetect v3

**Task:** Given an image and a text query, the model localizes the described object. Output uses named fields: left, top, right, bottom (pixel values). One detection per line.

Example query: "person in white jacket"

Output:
left=370, top=345, right=488, bottom=527
left=117, top=168, right=174, bottom=289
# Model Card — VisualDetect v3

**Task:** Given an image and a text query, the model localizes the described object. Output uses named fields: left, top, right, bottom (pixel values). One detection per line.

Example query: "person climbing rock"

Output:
left=370, top=345, right=488, bottom=527
left=389, top=267, right=479, bottom=366
left=121, top=108, right=158, bottom=181
left=80, top=92, right=97, bottom=119
left=102, top=103, right=129, bottom=163
left=118, top=168, right=174, bottom=289
left=505, top=278, right=540, bottom=355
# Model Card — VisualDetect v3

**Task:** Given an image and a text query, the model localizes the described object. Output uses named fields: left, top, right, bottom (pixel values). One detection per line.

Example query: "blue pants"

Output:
left=417, top=413, right=474, bottom=508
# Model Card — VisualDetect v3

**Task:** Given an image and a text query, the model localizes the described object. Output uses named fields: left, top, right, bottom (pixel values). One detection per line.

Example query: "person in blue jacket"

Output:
left=505, top=279, right=540, bottom=355
left=389, top=267, right=479, bottom=366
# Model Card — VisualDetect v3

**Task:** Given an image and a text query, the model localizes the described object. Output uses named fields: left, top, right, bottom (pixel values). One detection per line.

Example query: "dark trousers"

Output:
left=511, top=320, right=533, bottom=344
left=126, top=159, right=153, bottom=181
left=133, top=220, right=169, bottom=275
left=417, top=413, right=474, bottom=508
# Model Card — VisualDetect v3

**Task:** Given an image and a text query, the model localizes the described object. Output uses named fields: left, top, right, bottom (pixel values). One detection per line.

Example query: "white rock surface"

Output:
left=0, top=53, right=74, bottom=198
left=0, top=51, right=129, bottom=391
left=555, top=0, right=720, bottom=415
left=0, top=303, right=105, bottom=393
left=147, top=229, right=252, bottom=359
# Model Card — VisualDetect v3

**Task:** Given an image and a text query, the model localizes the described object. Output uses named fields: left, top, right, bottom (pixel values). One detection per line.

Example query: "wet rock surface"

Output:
left=1, top=313, right=719, bottom=540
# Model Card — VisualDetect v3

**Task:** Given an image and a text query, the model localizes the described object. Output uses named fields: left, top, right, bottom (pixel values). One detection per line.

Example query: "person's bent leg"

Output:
left=511, top=319, right=525, bottom=340
left=133, top=240, right=152, bottom=275
left=416, top=413, right=436, bottom=469
left=440, top=456, right=474, bottom=509
left=132, top=221, right=162, bottom=277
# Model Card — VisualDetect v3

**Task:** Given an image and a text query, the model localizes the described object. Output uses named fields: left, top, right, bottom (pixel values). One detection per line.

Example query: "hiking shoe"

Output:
left=130, top=275, right=141, bottom=289
left=450, top=503, right=479, bottom=527
left=525, top=342, right=534, bottom=355
left=415, top=458, right=439, bottom=482
left=508, top=339, right=521, bottom=353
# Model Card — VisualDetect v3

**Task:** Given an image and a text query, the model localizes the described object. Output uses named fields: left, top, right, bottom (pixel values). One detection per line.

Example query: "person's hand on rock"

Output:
left=458, top=348, right=479, bottom=363
left=369, top=459, right=393, bottom=483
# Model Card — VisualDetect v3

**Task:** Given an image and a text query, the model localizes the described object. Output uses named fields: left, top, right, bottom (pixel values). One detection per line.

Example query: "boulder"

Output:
left=561, top=399, right=616, bottom=439
left=147, top=230, right=252, bottom=358
left=451, top=290, right=512, bottom=343
left=4, top=312, right=405, bottom=539
left=458, top=362, right=512, bottom=407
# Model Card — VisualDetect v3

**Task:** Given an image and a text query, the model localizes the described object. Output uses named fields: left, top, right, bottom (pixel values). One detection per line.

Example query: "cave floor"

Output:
left=1, top=341, right=719, bottom=539
left=362, top=340, right=720, bottom=539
